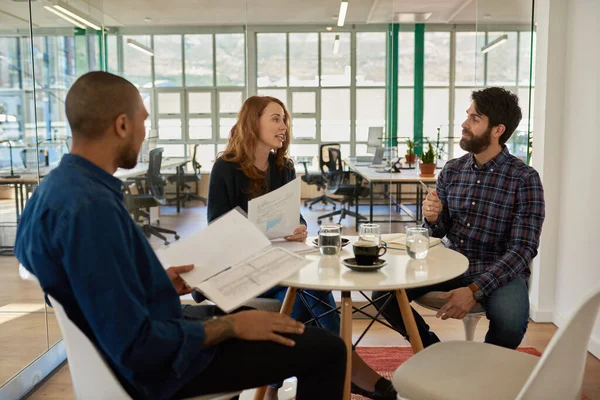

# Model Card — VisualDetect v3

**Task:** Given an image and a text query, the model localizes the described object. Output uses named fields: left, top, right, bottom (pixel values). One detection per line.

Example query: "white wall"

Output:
left=532, top=0, right=600, bottom=358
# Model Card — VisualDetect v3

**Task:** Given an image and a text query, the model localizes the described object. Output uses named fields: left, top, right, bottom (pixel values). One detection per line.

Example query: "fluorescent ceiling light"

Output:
left=333, top=34, right=340, bottom=54
left=481, top=34, right=508, bottom=54
left=127, top=39, right=154, bottom=56
left=43, top=6, right=87, bottom=29
left=337, top=1, right=348, bottom=27
left=52, top=2, right=102, bottom=30
left=394, top=12, right=432, bottom=23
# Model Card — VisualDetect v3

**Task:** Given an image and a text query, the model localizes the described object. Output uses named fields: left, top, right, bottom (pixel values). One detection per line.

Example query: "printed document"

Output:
left=248, top=177, right=301, bottom=240
left=156, top=208, right=310, bottom=312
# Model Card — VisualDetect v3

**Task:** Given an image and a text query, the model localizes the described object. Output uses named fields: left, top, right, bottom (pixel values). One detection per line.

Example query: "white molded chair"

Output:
left=48, top=294, right=240, bottom=400
left=393, top=284, right=600, bottom=400
left=414, top=291, right=485, bottom=341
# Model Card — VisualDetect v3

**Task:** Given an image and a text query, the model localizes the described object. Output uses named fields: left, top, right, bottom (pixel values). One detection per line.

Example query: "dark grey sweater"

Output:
left=207, top=154, right=307, bottom=226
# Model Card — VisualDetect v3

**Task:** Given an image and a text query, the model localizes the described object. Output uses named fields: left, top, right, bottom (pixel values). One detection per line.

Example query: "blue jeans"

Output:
left=260, top=286, right=340, bottom=333
left=372, top=275, right=530, bottom=349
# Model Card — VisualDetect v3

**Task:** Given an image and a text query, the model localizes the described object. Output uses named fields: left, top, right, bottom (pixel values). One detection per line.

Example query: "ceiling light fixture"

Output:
left=43, top=6, right=87, bottom=29
left=326, top=26, right=332, bottom=31
left=333, top=34, right=340, bottom=54
left=127, top=38, right=154, bottom=57
left=481, top=34, right=508, bottom=54
left=52, top=1, right=102, bottom=30
left=337, top=1, right=348, bottom=27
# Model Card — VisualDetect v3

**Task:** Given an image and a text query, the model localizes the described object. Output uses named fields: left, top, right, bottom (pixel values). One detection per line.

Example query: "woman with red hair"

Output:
left=207, top=96, right=395, bottom=400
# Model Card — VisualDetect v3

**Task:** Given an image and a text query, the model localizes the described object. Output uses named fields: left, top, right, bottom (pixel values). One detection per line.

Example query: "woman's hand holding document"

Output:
left=155, top=208, right=310, bottom=313
left=248, top=178, right=301, bottom=240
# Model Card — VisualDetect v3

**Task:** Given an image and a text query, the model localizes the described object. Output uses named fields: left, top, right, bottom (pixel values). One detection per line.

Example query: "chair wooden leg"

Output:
left=340, top=291, right=352, bottom=400
left=395, top=289, right=424, bottom=353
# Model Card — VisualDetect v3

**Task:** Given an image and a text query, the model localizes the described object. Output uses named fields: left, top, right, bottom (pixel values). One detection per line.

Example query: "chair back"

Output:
left=20, top=148, right=48, bottom=168
left=191, top=144, right=202, bottom=180
left=517, top=284, right=600, bottom=399
left=325, top=147, right=344, bottom=194
left=319, top=143, right=341, bottom=175
left=147, top=148, right=167, bottom=204
left=48, top=294, right=131, bottom=399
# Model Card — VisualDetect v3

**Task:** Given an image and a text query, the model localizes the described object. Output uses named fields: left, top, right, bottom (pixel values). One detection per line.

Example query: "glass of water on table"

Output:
left=406, top=227, right=430, bottom=259
left=318, top=224, right=342, bottom=255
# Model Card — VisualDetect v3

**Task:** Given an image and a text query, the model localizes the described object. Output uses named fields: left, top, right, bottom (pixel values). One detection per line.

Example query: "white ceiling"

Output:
left=0, top=0, right=533, bottom=30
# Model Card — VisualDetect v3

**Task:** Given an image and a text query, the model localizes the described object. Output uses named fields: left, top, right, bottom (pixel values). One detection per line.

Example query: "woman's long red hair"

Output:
left=220, top=95, right=292, bottom=196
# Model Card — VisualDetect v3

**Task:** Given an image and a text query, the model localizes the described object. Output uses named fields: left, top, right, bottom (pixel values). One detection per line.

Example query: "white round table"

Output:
left=255, top=236, right=468, bottom=400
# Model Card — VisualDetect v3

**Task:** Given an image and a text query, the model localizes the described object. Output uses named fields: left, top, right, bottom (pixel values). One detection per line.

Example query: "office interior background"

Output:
left=0, top=0, right=598, bottom=398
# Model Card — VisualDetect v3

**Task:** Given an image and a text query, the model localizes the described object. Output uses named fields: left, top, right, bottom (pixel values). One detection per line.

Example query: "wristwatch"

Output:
left=469, top=283, right=484, bottom=302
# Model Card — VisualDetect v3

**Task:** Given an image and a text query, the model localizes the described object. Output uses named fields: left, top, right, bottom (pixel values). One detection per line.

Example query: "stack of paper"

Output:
left=382, top=233, right=442, bottom=249
left=156, top=209, right=310, bottom=312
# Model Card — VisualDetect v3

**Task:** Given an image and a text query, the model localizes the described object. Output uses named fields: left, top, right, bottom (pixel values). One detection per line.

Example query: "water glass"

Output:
left=318, top=224, right=342, bottom=256
left=358, top=223, right=381, bottom=246
left=406, top=227, right=430, bottom=259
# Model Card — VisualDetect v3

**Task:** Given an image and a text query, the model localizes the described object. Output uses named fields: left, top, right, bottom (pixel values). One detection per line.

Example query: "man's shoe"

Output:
left=350, top=378, right=397, bottom=400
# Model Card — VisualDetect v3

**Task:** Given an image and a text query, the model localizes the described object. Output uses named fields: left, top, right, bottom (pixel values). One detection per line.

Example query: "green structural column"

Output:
left=413, top=24, right=425, bottom=155
left=386, top=23, right=399, bottom=148
left=97, top=29, right=108, bottom=71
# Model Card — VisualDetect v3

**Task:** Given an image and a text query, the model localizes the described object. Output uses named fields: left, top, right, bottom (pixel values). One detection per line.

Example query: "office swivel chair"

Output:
left=123, top=148, right=179, bottom=246
left=167, top=144, right=207, bottom=207
left=20, top=148, right=49, bottom=168
left=317, top=147, right=369, bottom=226
left=300, top=143, right=341, bottom=210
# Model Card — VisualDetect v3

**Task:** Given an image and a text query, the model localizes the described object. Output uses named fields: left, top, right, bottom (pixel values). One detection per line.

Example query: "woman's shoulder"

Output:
left=212, top=156, right=240, bottom=176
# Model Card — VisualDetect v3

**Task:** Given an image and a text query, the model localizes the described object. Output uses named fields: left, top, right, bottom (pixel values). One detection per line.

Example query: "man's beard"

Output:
left=459, top=126, right=492, bottom=154
left=118, top=143, right=138, bottom=170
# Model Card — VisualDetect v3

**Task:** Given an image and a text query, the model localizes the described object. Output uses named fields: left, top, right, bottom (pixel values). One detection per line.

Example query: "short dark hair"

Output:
left=471, top=87, right=522, bottom=145
left=65, top=71, right=140, bottom=140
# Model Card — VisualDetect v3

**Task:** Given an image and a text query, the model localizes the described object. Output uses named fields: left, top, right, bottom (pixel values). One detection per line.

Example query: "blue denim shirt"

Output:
left=15, top=154, right=215, bottom=399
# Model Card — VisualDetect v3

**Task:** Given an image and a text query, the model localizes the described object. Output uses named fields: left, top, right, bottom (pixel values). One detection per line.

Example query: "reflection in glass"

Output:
left=321, top=33, right=350, bottom=87
left=289, top=33, right=318, bottom=86
left=257, top=33, right=286, bottom=87
left=185, top=35, right=214, bottom=86
left=154, top=35, right=183, bottom=87
left=216, top=34, right=245, bottom=87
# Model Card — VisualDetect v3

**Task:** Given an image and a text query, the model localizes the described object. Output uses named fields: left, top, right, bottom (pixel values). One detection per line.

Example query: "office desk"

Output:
left=344, top=160, right=437, bottom=228
left=116, top=157, right=188, bottom=212
left=0, top=158, right=189, bottom=252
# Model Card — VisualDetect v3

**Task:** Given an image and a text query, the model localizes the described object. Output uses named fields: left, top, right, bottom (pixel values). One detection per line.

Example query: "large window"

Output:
left=0, top=26, right=535, bottom=167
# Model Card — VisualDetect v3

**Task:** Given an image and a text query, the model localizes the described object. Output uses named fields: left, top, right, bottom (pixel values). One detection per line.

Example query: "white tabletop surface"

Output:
left=114, top=157, right=188, bottom=180
left=344, top=160, right=438, bottom=183
left=280, top=236, right=468, bottom=292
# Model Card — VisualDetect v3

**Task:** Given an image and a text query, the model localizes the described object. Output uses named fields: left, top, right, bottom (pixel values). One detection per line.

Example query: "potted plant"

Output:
left=419, top=141, right=436, bottom=177
left=405, top=139, right=416, bottom=165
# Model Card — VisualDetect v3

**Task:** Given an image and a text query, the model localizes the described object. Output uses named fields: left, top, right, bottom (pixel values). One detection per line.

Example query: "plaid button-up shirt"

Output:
left=425, top=146, right=545, bottom=296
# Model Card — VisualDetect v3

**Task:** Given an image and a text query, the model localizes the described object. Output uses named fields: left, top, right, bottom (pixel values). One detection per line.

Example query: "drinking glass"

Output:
left=318, top=224, right=342, bottom=256
left=406, top=227, right=430, bottom=259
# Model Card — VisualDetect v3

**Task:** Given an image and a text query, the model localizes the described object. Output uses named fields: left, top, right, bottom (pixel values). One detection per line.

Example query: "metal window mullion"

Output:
left=483, top=32, right=488, bottom=86
left=448, top=30, right=456, bottom=160
left=286, top=33, right=290, bottom=90
left=515, top=32, right=521, bottom=88
left=246, top=29, right=257, bottom=96
left=317, top=33, right=322, bottom=143
left=350, top=31, right=357, bottom=156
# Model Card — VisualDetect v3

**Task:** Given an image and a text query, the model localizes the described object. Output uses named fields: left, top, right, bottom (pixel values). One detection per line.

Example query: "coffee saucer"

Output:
left=342, top=258, right=387, bottom=272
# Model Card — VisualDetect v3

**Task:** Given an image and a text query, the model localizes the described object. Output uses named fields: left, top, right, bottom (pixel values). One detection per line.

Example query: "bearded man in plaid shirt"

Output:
left=373, top=87, right=545, bottom=349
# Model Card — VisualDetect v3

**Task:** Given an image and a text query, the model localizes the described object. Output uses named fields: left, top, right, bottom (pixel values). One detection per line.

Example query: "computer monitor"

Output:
left=367, top=127, right=383, bottom=154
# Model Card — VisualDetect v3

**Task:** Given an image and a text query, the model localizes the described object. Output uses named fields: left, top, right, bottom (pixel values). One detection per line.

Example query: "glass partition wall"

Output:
left=0, top=0, right=534, bottom=397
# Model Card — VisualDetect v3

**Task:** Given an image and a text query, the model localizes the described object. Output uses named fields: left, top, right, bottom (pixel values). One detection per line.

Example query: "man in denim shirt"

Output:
left=15, top=71, right=345, bottom=399
left=373, top=87, right=545, bottom=349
